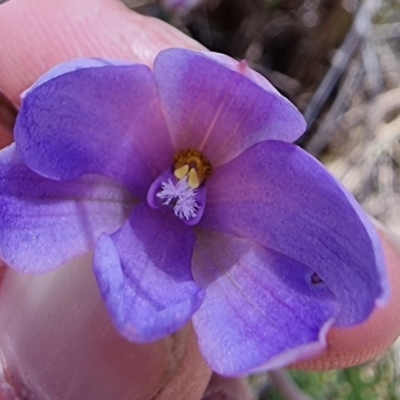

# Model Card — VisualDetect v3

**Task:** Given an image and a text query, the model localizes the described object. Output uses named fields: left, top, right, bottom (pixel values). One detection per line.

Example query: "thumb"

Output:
left=0, top=0, right=204, bottom=103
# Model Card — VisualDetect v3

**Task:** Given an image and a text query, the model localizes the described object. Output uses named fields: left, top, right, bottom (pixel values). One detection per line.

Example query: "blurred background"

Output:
left=120, top=0, right=400, bottom=398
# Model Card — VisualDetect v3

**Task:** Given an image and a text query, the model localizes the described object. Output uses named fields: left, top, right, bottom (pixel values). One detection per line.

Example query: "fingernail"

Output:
left=372, top=217, right=400, bottom=256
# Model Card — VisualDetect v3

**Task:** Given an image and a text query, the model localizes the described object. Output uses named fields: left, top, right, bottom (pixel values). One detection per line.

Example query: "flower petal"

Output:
left=202, top=52, right=280, bottom=95
left=153, top=49, right=305, bottom=167
left=201, top=141, right=388, bottom=327
left=192, top=230, right=337, bottom=376
left=0, top=144, right=135, bottom=273
left=15, top=60, right=174, bottom=197
left=93, top=204, right=203, bottom=342
left=21, top=58, right=134, bottom=98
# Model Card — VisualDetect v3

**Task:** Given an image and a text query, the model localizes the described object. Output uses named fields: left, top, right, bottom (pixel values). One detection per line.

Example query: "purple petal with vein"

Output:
left=192, top=230, right=337, bottom=376
left=93, top=204, right=203, bottom=342
left=153, top=49, right=305, bottom=167
left=15, top=62, right=174, bottom=198
left=21, top=58, right=134, bottom=99
left=0, top=144, right=135, bottom=273
left=201, top=141, right=387, bottom=327
left=203, top=52, right=280, bottom=95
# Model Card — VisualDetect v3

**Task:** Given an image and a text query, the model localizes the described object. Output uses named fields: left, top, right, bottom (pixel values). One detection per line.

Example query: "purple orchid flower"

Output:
left=0, top=49, right=388, bottom=376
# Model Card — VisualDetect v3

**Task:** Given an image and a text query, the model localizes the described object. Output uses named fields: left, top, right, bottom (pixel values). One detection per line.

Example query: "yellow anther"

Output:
left=174, top=149, right=213, bottom=187
left=174, top=164, right=189, bottom=180
left=188, top=168, right=200, bottom=189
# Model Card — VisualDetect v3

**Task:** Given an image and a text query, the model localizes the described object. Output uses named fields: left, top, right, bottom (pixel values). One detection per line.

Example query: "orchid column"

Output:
left=0, top=48, right=388, bottom=397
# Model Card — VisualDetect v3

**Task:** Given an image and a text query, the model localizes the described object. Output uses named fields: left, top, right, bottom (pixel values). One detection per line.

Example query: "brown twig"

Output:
left=306, top=59, right=364, bottom=156
left=374, top=22, right=400, bottom=40
left=300, top=0, right=383, bottom=138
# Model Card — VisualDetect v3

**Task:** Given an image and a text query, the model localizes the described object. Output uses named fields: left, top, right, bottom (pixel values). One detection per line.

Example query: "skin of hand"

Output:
left=0, top=0, right=399, bottom=399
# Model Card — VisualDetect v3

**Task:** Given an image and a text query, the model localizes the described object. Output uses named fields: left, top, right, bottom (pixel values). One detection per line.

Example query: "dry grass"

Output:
left=322, top=33, right=400, bottom=235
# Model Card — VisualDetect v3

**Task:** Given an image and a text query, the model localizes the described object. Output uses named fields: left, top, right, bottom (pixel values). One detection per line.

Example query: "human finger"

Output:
left=292, top=224, right=400, bottom=370
left=0, top=0, right=204, bottom=104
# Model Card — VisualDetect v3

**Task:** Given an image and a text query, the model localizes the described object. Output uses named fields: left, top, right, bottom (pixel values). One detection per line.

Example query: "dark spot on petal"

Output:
left=311, top=272, right=323, bottom=285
